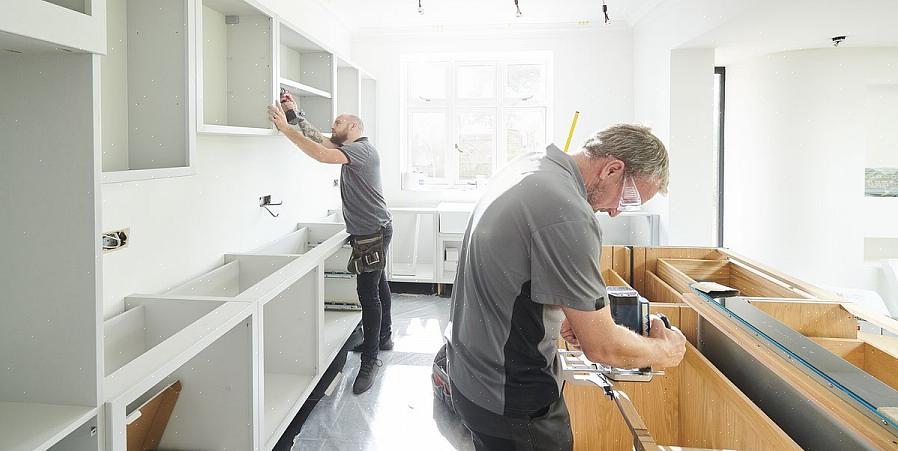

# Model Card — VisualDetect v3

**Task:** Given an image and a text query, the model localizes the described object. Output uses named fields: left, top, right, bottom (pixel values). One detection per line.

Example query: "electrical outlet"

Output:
left=102, top=228, right=129, bottom=254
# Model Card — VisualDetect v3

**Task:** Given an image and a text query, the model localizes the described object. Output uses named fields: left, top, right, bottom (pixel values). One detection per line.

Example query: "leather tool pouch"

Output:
left=347, top=229, right=385, bottom=274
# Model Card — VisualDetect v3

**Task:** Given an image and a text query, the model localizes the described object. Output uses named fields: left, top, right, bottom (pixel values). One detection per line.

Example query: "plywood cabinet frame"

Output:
left=586, top=246, right=898, bottom=449
left=566, top=342, right=799, bottom=450
left=683, top=292, right=898, bottom=449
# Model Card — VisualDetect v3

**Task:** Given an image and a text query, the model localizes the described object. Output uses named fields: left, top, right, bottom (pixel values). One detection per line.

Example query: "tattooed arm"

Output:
left=295, top=116, right=340, bottom=149
left=269, top=104, right=348, bottom=164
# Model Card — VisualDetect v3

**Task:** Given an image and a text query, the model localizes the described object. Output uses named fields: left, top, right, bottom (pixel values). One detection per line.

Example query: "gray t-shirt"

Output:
left=338, top=137, right=392, bottom=236
left=447, top=145, right=607, bottom=416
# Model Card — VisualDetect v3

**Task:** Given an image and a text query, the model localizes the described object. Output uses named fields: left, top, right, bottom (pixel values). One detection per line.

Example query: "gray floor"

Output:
left=289, top=294, right=476, bottom=451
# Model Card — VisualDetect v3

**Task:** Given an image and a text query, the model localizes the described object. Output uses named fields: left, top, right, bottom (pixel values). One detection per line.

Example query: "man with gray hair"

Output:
left=448, top=124, right=686, bottom=450
left=269, top=100, right=393, bottom=395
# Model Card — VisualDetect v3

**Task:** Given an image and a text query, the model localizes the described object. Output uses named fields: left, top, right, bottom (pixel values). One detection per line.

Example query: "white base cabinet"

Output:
left=100, top=222, right=358, bottom=451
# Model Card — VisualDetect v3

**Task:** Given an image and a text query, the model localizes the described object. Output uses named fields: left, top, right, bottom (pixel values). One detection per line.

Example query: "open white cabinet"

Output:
left=388, top=208, right=438, bottom=283
left=280, top=25, right=334, bottom=131
left=102, top=221, right=356, bottom=451
left=384, top=204, right=473, bottom=285
left=2, top=0, right=375, bottom=448
left=0, top=37, right=103, bottom=451
left=198, top=0, right=276, bottom=135
left=103, top=299, right=257, bottom=450
left=101, top=0, right=197, bottom=183
left=0, top=0, right=106, bottom=54
left=362, top=73, right=377, bottom=142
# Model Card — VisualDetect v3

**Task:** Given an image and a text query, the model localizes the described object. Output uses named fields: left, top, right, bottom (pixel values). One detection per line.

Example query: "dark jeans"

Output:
left=355, top=222, right=393, bottom=362
left=452, top=383, right=573, bottom=451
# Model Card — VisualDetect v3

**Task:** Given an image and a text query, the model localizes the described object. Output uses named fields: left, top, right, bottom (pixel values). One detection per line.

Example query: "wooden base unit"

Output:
left=565, top=342, right=798, bottom=450
left=581, top=246, right=898, bottom=449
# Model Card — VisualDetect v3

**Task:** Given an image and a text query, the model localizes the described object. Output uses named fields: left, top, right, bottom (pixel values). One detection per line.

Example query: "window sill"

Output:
left=401, top=183, right=482, bottom=193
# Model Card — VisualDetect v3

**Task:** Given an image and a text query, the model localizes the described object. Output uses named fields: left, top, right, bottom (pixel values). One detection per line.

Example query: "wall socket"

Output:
left=102, top=228, right=129, bottom=254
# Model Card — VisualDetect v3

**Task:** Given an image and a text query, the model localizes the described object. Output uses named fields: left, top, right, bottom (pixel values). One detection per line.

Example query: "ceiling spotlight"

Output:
left=417, top=0, right=423, bottom=15
left=514, top=0, right=522, bottom=17
left=832, top=35, right=847, bottom=47
left=602, top=0, right=610, bottom=24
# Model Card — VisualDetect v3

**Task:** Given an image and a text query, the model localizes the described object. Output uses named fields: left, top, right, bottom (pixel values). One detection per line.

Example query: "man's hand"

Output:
left=560, top=318, right=579, bottom=348
left=268, top=104, right=290, bottom=132
left=647, top=316, right=686, bottom=368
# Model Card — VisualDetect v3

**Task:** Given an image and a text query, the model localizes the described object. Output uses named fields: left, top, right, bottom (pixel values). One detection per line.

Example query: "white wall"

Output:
left=724, top=48, right=898, bottom=302
left=351, top=25, right=634, bottom=207
left=632, top=0, right=762, bottom=244
left=101, top=3, right=349, bottom=317
left=668, top=48, right=716, bottom=246
left=102, top=135, right=341, bottom=317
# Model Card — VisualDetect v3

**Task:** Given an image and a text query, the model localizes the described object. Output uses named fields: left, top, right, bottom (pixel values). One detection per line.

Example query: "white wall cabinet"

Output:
left=100, top=0, right=197, bottom=183
left=280, top=26, right=334, bottom=131
left=198, top=0, right=276, bottom=135
left=0, top=0, right=106, bottom=54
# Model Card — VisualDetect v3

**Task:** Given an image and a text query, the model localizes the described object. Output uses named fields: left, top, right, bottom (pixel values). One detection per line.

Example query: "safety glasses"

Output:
left=618, top=176, right=642, bottom=212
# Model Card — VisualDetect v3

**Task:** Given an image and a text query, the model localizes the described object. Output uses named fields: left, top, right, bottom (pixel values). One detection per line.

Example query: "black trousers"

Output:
left=452, top=383, right=573, bottom=451
left=355, top=222, right=393, bottom=363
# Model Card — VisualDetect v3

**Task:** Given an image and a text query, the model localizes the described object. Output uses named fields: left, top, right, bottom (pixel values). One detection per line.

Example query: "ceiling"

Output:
left=685, top=0, right=898, bottom=64
left=318, top=0, right=662, bottom=33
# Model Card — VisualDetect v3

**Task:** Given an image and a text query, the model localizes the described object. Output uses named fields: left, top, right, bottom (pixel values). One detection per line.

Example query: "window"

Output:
left=401, top=53, right=552, bottom=189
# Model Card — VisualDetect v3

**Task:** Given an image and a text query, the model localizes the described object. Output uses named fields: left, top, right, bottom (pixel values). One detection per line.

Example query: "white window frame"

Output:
left=400, top=52, right=554, bottom=190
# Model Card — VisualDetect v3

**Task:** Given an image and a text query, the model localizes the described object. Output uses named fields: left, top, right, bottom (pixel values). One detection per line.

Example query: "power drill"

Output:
left=280, top=88, right=303, bottom=125
left=607, top=286, right=671, bottom=336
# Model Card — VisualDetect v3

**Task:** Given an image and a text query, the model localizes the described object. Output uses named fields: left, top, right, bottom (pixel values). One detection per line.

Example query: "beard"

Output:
left=585, top=181, right=604, bottom=212
left=330, top=131, right=348, bottom=146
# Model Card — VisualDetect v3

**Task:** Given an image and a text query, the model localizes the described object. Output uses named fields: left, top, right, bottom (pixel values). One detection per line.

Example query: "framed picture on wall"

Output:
left=865, top=168, right=898, bottom=197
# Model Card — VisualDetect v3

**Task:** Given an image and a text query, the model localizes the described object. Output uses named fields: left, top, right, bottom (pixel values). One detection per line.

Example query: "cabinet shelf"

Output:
left=280, top=77, right=332, bottom=99
left=390, top=263, right=435, bottom=283
left=198, top=124, right=276, bottom=136
left=0, top=402, right=95, bottom=451
left=263, top=372, right=315, bottom=446
left=322, top=310, right=361, bottom=367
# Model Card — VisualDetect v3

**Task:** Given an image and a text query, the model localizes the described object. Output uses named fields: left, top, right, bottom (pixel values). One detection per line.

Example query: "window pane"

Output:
left=505, top=109, right=546, bottom=162
left=457, top=111, right=495, bottom=181
left=457, top=64, right=496, bottom=99
left=409, top=62, right=448, bottom=101
left=409, top=112, right=447, bottom=178
left=506, top=64, right=545, bottom=101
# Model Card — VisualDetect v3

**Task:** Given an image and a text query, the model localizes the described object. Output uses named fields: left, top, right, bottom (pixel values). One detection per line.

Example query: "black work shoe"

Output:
left=353, top=359, right=382, bottom=394
left=351, top=335, right=394, bottom=352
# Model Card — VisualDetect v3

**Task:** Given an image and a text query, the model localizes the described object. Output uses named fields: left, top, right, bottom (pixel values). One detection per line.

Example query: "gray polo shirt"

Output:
left=448, top=145, right=607, bottom=416
left=338, top=137, right=392, bottom=236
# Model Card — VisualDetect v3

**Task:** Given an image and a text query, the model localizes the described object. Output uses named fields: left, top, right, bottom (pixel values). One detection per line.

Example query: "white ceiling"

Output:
left=317, top=0, right=661, bottom=33
left=686, top=0, right=898, bottom=64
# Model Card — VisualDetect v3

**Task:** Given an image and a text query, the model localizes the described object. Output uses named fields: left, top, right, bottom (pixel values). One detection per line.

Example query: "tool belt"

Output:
left=347, top=228, right=385, bottom=274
